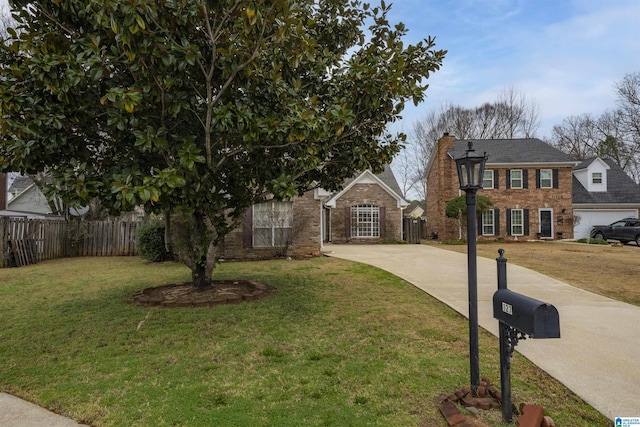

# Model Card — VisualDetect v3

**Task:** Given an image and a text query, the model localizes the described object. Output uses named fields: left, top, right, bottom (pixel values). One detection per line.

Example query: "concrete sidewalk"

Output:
left=325, top=243, right=640, bottom=422
left=0, top=393, right=88, bottom=427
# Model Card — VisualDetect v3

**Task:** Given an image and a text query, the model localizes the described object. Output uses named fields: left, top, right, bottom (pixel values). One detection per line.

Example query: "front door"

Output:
left=539, top=209, right=553, bottom=238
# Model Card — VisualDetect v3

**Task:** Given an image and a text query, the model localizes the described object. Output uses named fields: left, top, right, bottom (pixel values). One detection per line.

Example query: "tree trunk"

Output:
left=192, top=262, right=210, bottom=289
left=190, top=211, right=217, bottom=289
left=191, top=240, right=218, bottom=289
left=166, top=209, right=220, bottom=289
left=164, top=211, right=173, bottom=255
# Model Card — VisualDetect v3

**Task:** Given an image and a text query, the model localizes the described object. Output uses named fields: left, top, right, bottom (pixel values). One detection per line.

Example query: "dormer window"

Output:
left=592, top=172, right=603, bottom=184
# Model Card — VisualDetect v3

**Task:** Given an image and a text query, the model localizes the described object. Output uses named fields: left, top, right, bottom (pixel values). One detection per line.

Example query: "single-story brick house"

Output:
left=222, top=165, right=409, bottom=259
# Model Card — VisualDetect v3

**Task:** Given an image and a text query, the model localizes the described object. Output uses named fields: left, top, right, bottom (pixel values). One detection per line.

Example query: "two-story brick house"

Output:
left=426, top=133, right=578, bottom=241
left=222, top=165, right=408, bottom=259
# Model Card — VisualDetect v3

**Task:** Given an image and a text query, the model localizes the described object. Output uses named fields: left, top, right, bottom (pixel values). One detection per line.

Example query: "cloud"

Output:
left=391, top=0, right=640, bottom=137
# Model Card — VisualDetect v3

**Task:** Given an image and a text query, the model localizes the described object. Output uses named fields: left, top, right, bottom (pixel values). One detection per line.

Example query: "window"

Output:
left=482, top=210, right=495, bottom=236
left=592, top=172, right=602, bottom=184
left=351, top=204, right=380, bottom=238
left=540, top=169, right=553, bottom=188
left=511, top=209, right=524, bottom=235
left=510, top=170, right=523, bottom=189
left=482, top=170, right=494, bottom=189
left=253, top=201, right=293, bottom=247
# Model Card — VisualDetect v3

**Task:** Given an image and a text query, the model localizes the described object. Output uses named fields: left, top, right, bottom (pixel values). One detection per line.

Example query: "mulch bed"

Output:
left=131, top=280, right=269, bottom=308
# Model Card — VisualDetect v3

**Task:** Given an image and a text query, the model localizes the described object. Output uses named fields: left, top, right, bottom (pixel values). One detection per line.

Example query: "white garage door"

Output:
left=574, top=209, right=639, bottom=239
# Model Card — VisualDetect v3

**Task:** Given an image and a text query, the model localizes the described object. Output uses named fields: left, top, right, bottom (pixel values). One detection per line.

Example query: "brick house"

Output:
left=222, top=165, right=408, bottom=259
left=426, top=134, right=578, bottom=241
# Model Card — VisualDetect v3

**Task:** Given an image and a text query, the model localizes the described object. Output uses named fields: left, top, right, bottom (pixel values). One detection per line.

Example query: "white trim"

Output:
left=573, top=204, right=640, bottom=209
left=350, top=204, right=380, bottom=238
left=7, top=182, right=37, bottom=204
left=252, top=201, right=293, bottom=248
left=539, top=169, right=553, bottom=189
left=488, top=161, right=579, bottom=168
left=538, top=208, right=554, bottom=239
left=482, top=170, right=494, bottom=189
left=511, top=209, right=524, bottom=236
left=510, top=169, right=523, bottom=189
left=324, top=170, right=409, bottom=208
left=481, top=209, right=495, bottom=236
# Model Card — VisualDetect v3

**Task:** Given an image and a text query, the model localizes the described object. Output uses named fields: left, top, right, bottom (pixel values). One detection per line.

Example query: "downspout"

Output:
left=320, top=202, right=324, bottom=250
left=400, top=206, right=405, bottom=241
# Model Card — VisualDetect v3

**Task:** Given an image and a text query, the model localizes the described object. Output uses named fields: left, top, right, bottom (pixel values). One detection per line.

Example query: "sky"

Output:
left=384, top=0, right=640, bottom=139
left=0, top=0, right=637, bottom=140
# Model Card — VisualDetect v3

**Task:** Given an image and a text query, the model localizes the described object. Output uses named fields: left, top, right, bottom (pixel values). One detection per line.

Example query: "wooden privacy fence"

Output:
left=0, top=217, right=140, bottom=267
left=403, top=217, right=426, bottom=244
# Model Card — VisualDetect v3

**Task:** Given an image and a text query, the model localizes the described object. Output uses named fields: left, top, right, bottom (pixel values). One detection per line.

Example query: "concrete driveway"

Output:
left=325, top=243, right=640, bottom=421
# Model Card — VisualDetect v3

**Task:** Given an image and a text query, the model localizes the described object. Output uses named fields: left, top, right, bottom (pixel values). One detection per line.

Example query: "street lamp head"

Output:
left=455, top=141, right=488, bottom=191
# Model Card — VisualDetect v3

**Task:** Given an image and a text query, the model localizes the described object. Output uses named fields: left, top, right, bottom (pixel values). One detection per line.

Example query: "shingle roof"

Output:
left=8, top=176, right=34, bottom=195
left=341, top=164, right=403, bottom=197
left=573, top=158, right=599, bottom=171
left=450, top=138, right=576, bottom=164
left=573, top=158, right=640, bottom=204
left=375, top=164, right=403, bottom=196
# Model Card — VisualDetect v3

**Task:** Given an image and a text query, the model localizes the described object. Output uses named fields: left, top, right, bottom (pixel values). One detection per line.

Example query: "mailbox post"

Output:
left=493, top=249, right=560, bottom=423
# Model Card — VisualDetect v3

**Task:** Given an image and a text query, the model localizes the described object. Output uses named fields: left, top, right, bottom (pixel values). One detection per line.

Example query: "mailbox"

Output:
left=492, top=289, right=560, bottom=338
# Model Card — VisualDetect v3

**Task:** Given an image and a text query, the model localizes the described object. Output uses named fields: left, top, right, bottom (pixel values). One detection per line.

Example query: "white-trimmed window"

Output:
left=592, top=172, right=602, bottom=184
left=253, top=201, right=293, bottom=247
left=511, top=209, right=524, bottom=236
left=351, top=204, right=380, bottom=238
left=482, top=210, right=495, bottom=236
left=510, top=169, right=523, bottom=189
left=540, top=169, right=553, bottom=188
left=482, top=170, right=494, bottom=189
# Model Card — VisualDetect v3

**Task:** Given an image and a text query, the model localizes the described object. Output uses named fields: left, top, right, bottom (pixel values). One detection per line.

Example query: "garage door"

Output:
left=574, top=209, right=639, bottom=239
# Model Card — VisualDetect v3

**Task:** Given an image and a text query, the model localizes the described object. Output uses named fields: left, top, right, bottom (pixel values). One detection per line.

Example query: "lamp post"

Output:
left=454, top=141, right=488, bottom=394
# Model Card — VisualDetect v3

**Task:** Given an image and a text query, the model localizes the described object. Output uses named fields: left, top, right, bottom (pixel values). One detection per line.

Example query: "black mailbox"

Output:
left=492, top=289, right=560, bottom=338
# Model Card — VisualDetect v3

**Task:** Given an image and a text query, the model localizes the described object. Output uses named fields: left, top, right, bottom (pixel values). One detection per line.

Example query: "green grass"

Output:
left=0, top=257, right=609, bottom=426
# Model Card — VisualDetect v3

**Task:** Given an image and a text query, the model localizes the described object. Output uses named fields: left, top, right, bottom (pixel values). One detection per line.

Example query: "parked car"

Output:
left=590, top=218, right=640, bottom=245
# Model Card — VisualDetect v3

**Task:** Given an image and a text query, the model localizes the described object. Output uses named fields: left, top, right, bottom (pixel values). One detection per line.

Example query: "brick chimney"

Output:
left=0, top=173, right=6, bottom=210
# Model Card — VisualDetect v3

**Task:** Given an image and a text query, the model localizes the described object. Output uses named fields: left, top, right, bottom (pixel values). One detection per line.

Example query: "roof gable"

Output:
left=8, top=175, right=35, bottom=196
left=325, top=168, right=408, bottom=208
left=573, top=158, right=640, bottom=205
left=574, top=157, right=610, bottom=171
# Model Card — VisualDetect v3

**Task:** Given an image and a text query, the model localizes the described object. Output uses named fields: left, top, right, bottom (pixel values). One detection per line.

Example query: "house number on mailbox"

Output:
left=502, top=302, right=513, bottom=315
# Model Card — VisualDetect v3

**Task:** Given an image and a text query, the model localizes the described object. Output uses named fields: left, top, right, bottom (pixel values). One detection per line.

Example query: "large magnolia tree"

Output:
left=0, top=0, right=445, bottom=287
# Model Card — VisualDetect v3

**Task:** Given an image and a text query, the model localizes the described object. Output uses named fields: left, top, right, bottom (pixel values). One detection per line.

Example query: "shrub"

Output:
left=136, top=219, right=172, bottom=262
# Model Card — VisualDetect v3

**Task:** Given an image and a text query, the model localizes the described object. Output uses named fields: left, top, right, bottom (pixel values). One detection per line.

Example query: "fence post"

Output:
left=0, top=217, right=6, bottom=267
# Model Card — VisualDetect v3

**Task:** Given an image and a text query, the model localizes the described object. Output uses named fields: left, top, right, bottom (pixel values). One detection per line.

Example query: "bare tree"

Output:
left=399, top=87, right=540, bottom=197
left=495, top=86, right=541, bottom=138
left=550, top=72, right=640, bottom=182
left=551, top=114, right=600, bottom=159
left=615, top=72, right=640, bottom=135
left=393, top=144, right=424, bottom=200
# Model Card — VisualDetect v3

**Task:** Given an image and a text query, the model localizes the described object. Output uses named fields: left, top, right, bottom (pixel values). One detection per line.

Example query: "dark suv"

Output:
left=590, top=218, right=640, bottom=245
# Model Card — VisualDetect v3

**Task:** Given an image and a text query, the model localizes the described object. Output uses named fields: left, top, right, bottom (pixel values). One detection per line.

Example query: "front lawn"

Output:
left=0, top=257, right=608, bottom=426
left=429, top=240, right=640, bottom=306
